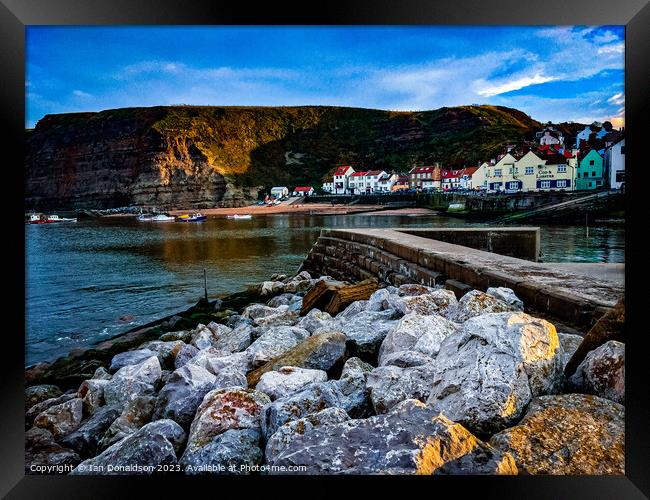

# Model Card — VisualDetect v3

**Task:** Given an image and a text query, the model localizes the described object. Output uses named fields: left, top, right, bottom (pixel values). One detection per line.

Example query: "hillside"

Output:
left=26, top=104, right=559, bottom=210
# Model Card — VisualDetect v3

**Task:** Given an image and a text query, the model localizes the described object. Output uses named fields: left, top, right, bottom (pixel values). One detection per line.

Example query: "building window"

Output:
left=557, top=180, right=567, bottom=188
left=557, top=165, right=566, bottom=172
left=540, top=180, right=551, bottom=189
left=494, top=169, right=502, bottom=177
left=508, top=182, right=519, bottom=190
left=592, top=171, right=597, bottom=177
left=621, top=146, right=625, bottom=155
left=589, top=160, right=595, bottom=165
left=525, top=167, right=534, bottom=175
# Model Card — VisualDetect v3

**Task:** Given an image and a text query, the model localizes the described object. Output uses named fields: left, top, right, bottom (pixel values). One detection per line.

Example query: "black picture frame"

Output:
left=2, top=0, right=648, bottom=497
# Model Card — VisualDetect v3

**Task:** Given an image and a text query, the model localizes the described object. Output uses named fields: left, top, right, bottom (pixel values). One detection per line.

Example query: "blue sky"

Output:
left=26, top=26, right=624, bottom=128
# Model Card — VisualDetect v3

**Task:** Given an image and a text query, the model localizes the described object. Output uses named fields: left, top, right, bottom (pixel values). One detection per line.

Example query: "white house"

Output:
left=332, top=165, right=355, bottom=194
left=322, top=181, right=334, bottom=193
left=292, top=186, right=314, bottom=197
left=604, top=138, right=625, bottom=189
left=270, top=186, right=289, bottom=198
left=377, top=172, right=399, bottom=192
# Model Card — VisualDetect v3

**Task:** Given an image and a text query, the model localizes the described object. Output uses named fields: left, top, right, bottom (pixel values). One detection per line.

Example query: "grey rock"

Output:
left=180, top=429, right=263, bottom=475
left=189, top=324, right=217, bottom=350
left=337, top=310, right=398, bottom=359
left=152, top=364, right=217, bottom=428
left=397, top=283, right=437, bottom=296
left=109, top=349, right=157, bottom=373
left=269, top=399, right=518, bottom=474
left=77, top=378, right=109, bottom=416
left=213, top=369, right=248, bottom=390
left=394, top=290, right=458, bottom=317
left=159, top=330, right=192, bottom=343
left=189, top=350, right=253, bottom=376
left=92, top=367, right=112, bottom=380
left=336, top=300, right=369, bottom=319
left=267, top=293, right=301, bottom=308
left=246, top=326, right=310, bottom=367
left=98, top=395, right=156, bottom=452
left=33, top=398, right=84, bottom=440
left=427, top=312, right=563, bottom=435
left=331, top=357, right=374, bottom=418
left=265, top=408, right=350, bottom=465
left=139, top=340, right=186, bottom=370
left=568, top=340, right=625, bottom=404
left=25, top=427, right=80, bottom=473
left=25, top=385, right=62, bottom=412
left=296, top=309, right=334, bottom=334
left=60, top=405, right=122, bottom=458
left=253, top=308, right=299, bottom=328
left=225, top=314, right=251, bottom=329
left=367, top=288, right=393, bottom=311
left=256, top=366, right=328, bottom=401
left=174, top=343, right=200, bottom=369
left=558, top=332, right=584, bottom=371
left=104, top=356, right=162, bottom=407
left=212, top=324, right=253, bottom=353
left=71, top=420, right=186, bottom=475
left=367, top=363, right=437, bottom=414
left=379, top=350, right=435, bottom=368
left=486, top=287, right=524, bottom=311
left=448, top=290, right=517, bottom=323
left=26, top=393, right=77, bottom=427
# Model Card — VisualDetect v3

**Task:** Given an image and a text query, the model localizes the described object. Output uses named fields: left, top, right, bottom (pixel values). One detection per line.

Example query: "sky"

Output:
left=25, top=26, right=625, bottom=129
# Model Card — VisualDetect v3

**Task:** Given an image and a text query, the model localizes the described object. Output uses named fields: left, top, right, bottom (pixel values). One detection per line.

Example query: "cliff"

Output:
left=26, top=104, right=562, bottom=210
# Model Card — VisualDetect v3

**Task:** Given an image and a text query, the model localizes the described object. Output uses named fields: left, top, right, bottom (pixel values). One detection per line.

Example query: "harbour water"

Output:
left=25, top=214, right=624, bottom=366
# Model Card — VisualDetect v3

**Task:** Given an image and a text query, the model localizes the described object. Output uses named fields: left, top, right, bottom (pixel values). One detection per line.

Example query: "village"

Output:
left=269, top=122, right=625, bottom=200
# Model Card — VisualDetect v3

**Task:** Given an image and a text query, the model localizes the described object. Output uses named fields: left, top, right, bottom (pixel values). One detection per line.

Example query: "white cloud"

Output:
left=476, top=73, right=558, bottom=97
left=72, top=89, right=92, bottom=99
left=608, top=92, right=625, bottom=105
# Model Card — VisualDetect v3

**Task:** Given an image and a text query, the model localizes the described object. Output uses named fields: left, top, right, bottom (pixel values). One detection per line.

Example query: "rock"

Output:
left=184, top=389, right=270, bottom=460
left=213, top=369, right=248, bottom=390
left=261, top=382, right=344, bottom=439
left=77, top=379, right=109, bottom=416
left=253, top=308, right=299, bottom=328
left=448, top=290, right=517, bottom=323
left=206, top=321, right=232, bottom=338
left=331, top=357, right=373, bottom=418
left=296, top=309, right=334, bottom=334
left=174, top=343, right=200, bottom=369
left=427, top=312, right=563, bottom=435
left=242, top=303, right=281, bottom=320
left=269, top=399, right=517, bottom=474
left=25, top=427, right=80, bottom=473
left=336, top=300, right=369, bottom=319
left=103, top=356, right=162, bottom=407
left=260, top=280, right=286, bottom=297
left=393, top=290, right=458, bottom=317
left=367, top=363, right=437, bottom=414
left=225, top=314, right=251, bottom=329
left=486, top=287, right=524, bottom=311
left=180, top=429, right=263, bottom=475
left=367, top=288, right=393, bottom=311
left=284, top=280, right=312, bottom=294
left=337, top=310, right=398, bottom=360
left=189, top=349, right=252, bottom=377
left=489, top=394, right=624, bottom=474
left=71, top=420, right=186, bottom=475
left=379, top=350, right=435, bottom=368
left=378, top=313, right=458, bottom=366
left=267, top=293, right=300, bottom=308
left=98, top=395, right=156, bottom=452
left=264, top=408, right=350, bottom=465
left=558, top=333, right=584, bottom=370
left=92, top=367, right=112, bottom=380
left=246, top=326, right=310, bottom=367
left=109, top=349, right=157, bottom=373
left=26, top=393, right=77, bottom=427
left=189, top=324, right=218, bottom=350
left=152, top=365, right=217, bottom=428
left=211, top=324, right=253, bottom=353
left=33, top=398, right=83, bottom=439
left=565, top=298, right=625, bottom=377
left=159, top=330, right=192, bottom=343
left=256, top=366, right=328, bottom=401
left=246, top=331, right=347, bottom=387
left=25, top=385, right=62, bottom=412
left=568, top=341, right=625, bottom=404
left=397, top=283, right=437, bottom=296
left=139, top=340, right=186, bottom=370
left=60, top=405, right=122, bottom=458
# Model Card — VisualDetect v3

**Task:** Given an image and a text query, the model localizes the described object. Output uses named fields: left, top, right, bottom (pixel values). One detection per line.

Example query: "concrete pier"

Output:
left=300, top=227, right=624, bottom=331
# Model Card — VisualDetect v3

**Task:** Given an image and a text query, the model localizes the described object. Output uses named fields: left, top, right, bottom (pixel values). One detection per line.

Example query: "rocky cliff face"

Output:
left=26, top=105, right=553, bottom=210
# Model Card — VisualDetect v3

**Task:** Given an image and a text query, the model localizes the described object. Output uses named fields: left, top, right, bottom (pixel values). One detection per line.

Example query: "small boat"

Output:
left=150, top=214, right=175, bottom=222
left=226, top=214, right=252, bottom=220
left=137, top=213, right=153, bottom=221
left=26, top=213, right=45, bottom=224
left=176, top=212, right=207, bottom=222
left=45, top=214, right=77, bottom=223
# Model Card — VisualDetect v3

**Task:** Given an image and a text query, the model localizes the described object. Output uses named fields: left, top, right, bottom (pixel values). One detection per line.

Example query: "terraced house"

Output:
left=576, top=149, right=605, bottom=190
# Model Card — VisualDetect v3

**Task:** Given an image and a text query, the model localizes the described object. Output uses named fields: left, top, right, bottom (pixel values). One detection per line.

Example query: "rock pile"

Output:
left=25, top=271, right=625, bottom=475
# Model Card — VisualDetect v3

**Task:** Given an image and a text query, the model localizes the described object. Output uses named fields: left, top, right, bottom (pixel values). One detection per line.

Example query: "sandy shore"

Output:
left=167, top=203, right=400, bottom=216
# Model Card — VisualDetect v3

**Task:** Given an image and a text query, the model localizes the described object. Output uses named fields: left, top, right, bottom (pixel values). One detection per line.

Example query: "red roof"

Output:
left=462, top=166, right=480, bottom=176
left=441, top=169, right=463, bottom=179
left=334, top=165, right=352, bottom=176
left=351, top=171, right=369, bottom=177
left=410, top=166, right=436, bottom=174
left=364, top=170, right=384, bottom=176
left=294, top=186, right=313, bottom=192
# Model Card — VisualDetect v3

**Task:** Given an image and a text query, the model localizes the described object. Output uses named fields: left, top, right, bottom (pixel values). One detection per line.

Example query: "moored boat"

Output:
left=150, top=214, right=175, bottom=222
left=45, top=214, right=77, bottom=223
left=176, top=212, right=207, bottom=222
left=226, top=214, right=252, bottom=219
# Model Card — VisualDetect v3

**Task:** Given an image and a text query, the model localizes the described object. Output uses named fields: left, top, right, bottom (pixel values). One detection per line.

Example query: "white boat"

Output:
left=46, top=214, right=77, bottom=223
left=150, top=214, right=175, bottom=222
left=137, top=213, right=153, bottom=221
left=226, top=214, right=252, bottom=219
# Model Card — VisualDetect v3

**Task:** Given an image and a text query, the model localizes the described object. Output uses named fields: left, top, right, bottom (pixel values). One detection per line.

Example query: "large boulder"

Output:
left=378, top=313, right=457, bottom=366
left=103, top=356, right=162, bottom=407
left=98, top=395, right=156, bottom=452
left=558, top=332, right=584, bottom=371
left=268, top=293, right=302, bottom=309
left=180, top=429, right=263, bottom=475
left=33, top=398, right=83, bottom=440
left=268, top=399, right=518, bottom=474
left=189, top=324, right=218, bottom=350
left=568, top=341, right=625, bottom=404
left=486, top=287, right=524, bottom=311
left=109, top=349, right=157, bottom=373
left=152, top=364, right=217, bottom=428
left=264, top=408, right=350, bottom=465
left=253, top=308, right=299, bottom=328
left=490, top=394, right=624, bottom=474
left=25, top=427, right=80, bottom=473
left=448, top=290, right=517, bottom=323
left=336, top=310, right=398, bottom=360
left=390, top=290, right=458, bottom=317
left=256, top=366, right=327, bottom=401
left=261, top=382, right=344, bottom=439
left=336, top=300, right=369, bottom=319
left=188, top=349, right=252, bottom=377
left=427, top=312, right=563, bottom=435
left=367, top=363, right=437, bottom=414
left=174, top=343, right=200, bottom=369
left=184, top=389, right=270, bottom=456
left=138, top=340, right=186, bottom=370
left=330, top=357, right=374, bottom=418
left=77, top=379, right=109, bottom=416
left=246, top=331, right=347, bottom=387
left=396, top=284, right=437, bottom=297
left=245, top=326, right=310, bottom=367
left=296, top=309, right=334, bottom=334
left=60, top=405, right=122, bottom=458
left=71, top=420, right=186, bottom=475
left=211, top=324, right=253, bottom=353
left=25, top=385, right=62, bottom=412
left=26, top=393, right=77, bottom=427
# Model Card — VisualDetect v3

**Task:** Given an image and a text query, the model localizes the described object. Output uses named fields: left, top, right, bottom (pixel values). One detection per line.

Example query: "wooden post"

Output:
left=203, top=269, right=208, bottom=302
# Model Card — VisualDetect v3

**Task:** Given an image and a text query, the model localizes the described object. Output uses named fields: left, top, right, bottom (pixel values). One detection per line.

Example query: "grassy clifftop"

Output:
left=28, top=104, right=571, bottom=204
